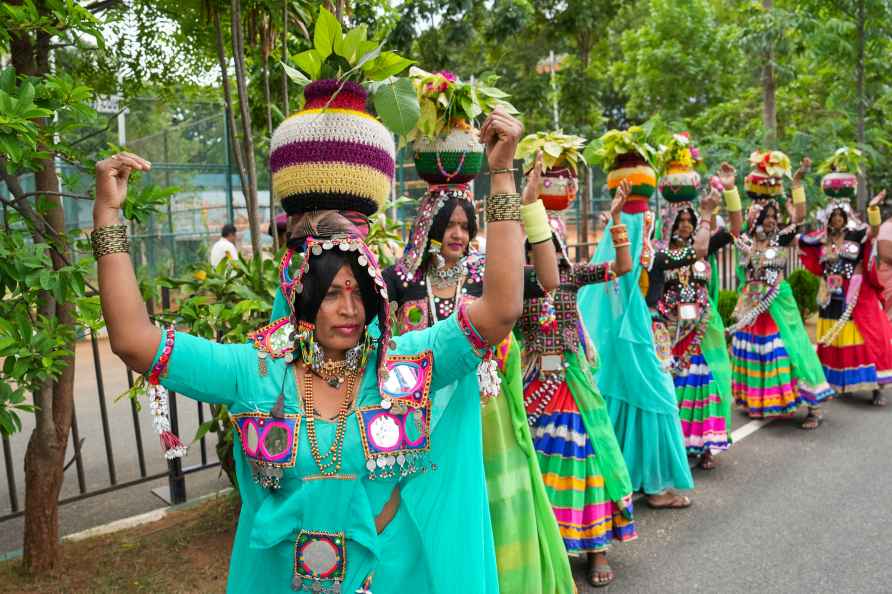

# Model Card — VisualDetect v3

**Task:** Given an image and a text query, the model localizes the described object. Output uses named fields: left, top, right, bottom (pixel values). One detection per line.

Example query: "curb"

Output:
left=0, top=487, right=234, bottom=562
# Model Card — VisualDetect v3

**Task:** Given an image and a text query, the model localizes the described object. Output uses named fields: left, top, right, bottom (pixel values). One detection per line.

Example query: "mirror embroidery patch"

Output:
left=292, top=530, right=346, bottom=593
left=231, top=412, right=301, bottom=490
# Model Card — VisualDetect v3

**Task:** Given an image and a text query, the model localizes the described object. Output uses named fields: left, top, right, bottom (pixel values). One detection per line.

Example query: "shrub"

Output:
left=787, top=268, right=819, bottom=321
left=717, top=290, right=739, bottom=328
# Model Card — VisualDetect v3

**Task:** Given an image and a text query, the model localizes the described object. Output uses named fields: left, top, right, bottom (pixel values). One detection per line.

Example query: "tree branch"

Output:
left=71, top=108, right=126, bottom=147
left=85, top=0, right=123, bottom=13
left=20, top=190, right=92, bottom=201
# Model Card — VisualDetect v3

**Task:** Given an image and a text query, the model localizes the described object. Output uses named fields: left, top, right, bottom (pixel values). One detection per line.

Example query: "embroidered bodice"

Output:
left=736, top=225, right=798, bottom=286
left=384, top=256, right=485, bottom=333
left=800, top=227, right=866, bottom=282
left=519, top=262, right=613, bottom=355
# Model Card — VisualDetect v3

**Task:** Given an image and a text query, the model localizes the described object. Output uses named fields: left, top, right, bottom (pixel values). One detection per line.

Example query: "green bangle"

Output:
left=722, top=187, right=742, bottom=213
left=520, top=200, right=551, bottom=244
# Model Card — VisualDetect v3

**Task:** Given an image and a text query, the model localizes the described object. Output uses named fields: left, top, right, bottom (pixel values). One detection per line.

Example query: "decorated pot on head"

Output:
left=588, top=126, right=658, bottom=213
left=413, top=119, right=485, bottom=185
left=269, top=78, right=397, bottom=388
left=270, top=79, right=395, bottom=219
left=819, top=147, right=862, bottom=199
left=658, top=132, right=702, bottom=203
left=744, top=149, right=791, bottom=200
left=607, top=151, right=657, bottom=214
left=516, top=131, right=586, bottom=211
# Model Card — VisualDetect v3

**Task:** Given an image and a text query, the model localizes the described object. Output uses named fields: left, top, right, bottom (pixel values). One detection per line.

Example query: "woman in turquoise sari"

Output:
left=579, top=134, right=694, bottom=509
left=91, top=107, right=528, bottom=593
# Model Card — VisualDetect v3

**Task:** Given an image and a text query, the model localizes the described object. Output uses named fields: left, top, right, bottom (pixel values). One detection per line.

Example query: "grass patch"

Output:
left=0, top=494, right=237, bottom=594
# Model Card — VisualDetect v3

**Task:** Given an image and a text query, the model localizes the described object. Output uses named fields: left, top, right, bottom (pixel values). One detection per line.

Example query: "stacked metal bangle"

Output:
left=91, top=224, right=130, bottom=259
left=610, top=223, right=630, bottom=248
left=486, top=192, right=521, bottom=223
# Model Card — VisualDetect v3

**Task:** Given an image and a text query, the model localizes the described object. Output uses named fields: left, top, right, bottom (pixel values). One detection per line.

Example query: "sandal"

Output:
left=646, top=492, right=692, bottom=509
left=699, top=451, right=717, bottom=470
left=872, top=390, right=887, bottom=407
left=587, top=554, right=615, bottom=588
left=801, top=410, right=823, bottom=430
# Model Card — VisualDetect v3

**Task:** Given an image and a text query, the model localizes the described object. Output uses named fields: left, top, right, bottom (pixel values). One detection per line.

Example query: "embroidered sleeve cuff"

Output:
left=148, top=326, right=176, bottom=385
left=457, top=301, right=491, bottom=357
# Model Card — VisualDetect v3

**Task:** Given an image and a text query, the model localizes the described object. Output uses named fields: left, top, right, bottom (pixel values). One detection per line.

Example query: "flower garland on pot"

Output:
left=656, top=131, right=703, bottom=203
left=516, top=131, right=587, bottom=211
left=405, top=68, right=518, bottom=184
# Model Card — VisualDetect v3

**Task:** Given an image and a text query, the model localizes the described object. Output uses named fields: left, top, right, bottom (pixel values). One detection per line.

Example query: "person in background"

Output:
left=210, top=223, right=239, bottom=266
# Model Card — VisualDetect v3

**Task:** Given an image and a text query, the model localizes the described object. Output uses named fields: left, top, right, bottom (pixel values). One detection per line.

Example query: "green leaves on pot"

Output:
left=817, top=146, right=864, bottom=175
left=405, top=67, right=518, bottom=143
left=370, top=77, right=421, bottom=135
left=283, top=7, right=414, bottom=85
left=584, top=125, right=658, bottom=172
left=516, top=131, right=587, bottom=174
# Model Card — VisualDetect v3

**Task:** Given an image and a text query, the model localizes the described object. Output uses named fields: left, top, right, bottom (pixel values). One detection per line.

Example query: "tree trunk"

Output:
left=261, top=21, right=278, bottom=252
left=855, top=0, right=867, bottom=209
left=12, top=11, right=77, bottom=572
left=281, top=0, right=289, bottom=115
left=761, top=0, right=777, bottom=146
left=212, top=6, right=251, bottom=230
left=231, top=0, right=262, bottom=257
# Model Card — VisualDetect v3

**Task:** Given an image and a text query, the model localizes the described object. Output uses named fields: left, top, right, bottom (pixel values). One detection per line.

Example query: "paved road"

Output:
left=573, top=394, right=892, bottom=594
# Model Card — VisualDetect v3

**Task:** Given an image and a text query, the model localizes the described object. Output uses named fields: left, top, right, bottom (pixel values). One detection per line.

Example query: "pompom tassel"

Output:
left=160, top=431, right=187, bottom=460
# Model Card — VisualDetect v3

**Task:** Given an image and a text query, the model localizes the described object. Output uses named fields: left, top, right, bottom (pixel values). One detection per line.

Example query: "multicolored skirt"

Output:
left=731, top=308, right=833, bottom=417
left=817, top=286, right=892, bottom=394
left=671, top=335, right=731, bottom=454
left=523, top=353, right=636, bottom=553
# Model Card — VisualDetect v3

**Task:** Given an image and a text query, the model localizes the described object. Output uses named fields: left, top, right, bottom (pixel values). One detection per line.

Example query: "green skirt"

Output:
left=483, top=336, right=575, bottom=594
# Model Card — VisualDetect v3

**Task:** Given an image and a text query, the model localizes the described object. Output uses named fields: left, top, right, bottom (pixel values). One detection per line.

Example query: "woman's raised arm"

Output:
left=93, top=153, right=162, bottom=373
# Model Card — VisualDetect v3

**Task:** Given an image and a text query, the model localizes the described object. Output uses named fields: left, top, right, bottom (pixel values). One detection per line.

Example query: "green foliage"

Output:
left=287, top=6, right=413, bottom=84
left=369, top=77, right=421, bottom=136
left=584, top=125, right=659, bottom=171
left=817, top=146, right=864, bottom=174
left=788, top=268, right=820, bottom=321
left=515, top=131, right=587, bottom=173
left=404, top=67, right=517, bottom=142
left=366, top=195, right=416, bottom=267
left=717, top=290, right=739, bottom=329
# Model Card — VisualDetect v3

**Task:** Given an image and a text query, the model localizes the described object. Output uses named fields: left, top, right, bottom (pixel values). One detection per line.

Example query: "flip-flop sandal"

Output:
left=646, top=494, right=692, bottom=509
left=800, top=412, right=823, bottom=430
left=588, top=563, right=615, bottom=588
left=699, top=454, right=717, bottom=470
left=872, top=392, right=887, bottom=407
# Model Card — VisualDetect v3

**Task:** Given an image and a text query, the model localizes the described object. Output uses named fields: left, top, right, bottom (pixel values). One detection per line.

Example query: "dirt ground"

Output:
left=0, top=495, right=236, bottom=594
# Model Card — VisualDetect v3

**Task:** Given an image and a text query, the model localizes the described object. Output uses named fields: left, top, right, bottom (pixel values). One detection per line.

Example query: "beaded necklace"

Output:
left=426, top=267, right=466, bottom=324
left=301, top=369, right=357, bottom=476
left=429, top=259, right=466, bottom=290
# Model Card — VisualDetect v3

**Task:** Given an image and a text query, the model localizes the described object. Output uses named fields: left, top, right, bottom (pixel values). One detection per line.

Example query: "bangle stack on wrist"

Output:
left=868, top=206, right=882, bottom=226
left=486, top=193, right=521, bottom=223
left=489, top=167, right=517, bottom=176
left=610, top=224, right=630, bottom=248
left=91, top=224, right=130, bottom=259
left=520, top=200, right=551, bottom=244
left=791, top=185, right=806, bottom=205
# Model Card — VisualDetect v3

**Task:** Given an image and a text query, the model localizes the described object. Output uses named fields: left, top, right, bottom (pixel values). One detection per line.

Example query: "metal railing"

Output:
left=0, top=287, right=220, bottom=522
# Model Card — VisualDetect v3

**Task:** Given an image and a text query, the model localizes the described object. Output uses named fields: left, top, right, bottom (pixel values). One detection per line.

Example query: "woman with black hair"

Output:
left=90, top=105, right=528, bottom=593
left=798, top=154, right=891, bottom=407
left=727, top=158, right=835, bottom=429
left=518, top=180, right=636, bottom=588
left=646, top=179, right=740, bottom=471
left=381, top=154, right=574, bottom=594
